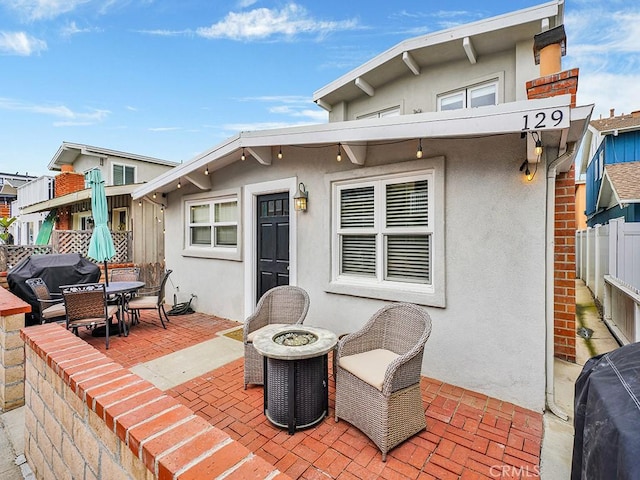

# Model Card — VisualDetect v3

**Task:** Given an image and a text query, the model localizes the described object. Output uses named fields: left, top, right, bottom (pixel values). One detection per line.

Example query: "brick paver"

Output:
left=90, top=309, right=543, bottom=479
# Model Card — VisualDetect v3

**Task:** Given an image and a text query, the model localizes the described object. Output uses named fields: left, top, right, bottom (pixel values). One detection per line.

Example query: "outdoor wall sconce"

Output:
left=294, top=182, right=308, bottom=212
left=416, top=139, right=423, bottom=159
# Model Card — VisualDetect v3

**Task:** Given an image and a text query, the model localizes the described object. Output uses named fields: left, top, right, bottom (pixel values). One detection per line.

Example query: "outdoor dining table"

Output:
left=103, top=280, right=145, bottom=336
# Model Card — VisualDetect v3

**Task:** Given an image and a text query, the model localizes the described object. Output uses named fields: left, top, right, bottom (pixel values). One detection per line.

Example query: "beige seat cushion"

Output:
left=42, top=302, right=66, bottom=320
left=246, top=323, right=288, bottom=343
left=127, top=296, right=158, bottom=309
left=68, top=305, right=119, bottom=328
left=339, top=349, right=400, bottom=391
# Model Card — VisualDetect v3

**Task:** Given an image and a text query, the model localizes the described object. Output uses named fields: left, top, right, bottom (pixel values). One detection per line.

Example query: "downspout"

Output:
left=545, top=142, right=576, bottom=421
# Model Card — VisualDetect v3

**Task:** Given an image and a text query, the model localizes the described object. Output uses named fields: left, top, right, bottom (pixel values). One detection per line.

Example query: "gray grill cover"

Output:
left=8, top=253, right=101, bottom=325
left=571, top=342, right=640, bottom=480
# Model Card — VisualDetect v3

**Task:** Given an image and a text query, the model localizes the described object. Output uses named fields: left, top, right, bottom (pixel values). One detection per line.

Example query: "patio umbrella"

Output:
left=87, top=169, right=115, bottom=286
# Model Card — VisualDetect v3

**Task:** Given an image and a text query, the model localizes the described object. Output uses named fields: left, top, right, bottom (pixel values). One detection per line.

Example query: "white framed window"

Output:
left=328, top=160, right=445, bottom=307
left=183, top=189, right=241, bottom=261
left=437, top=80, right=498, bottom=111
left=357, top=106, right=401, bottom=120
left=112, top=163, right=136, bottom=185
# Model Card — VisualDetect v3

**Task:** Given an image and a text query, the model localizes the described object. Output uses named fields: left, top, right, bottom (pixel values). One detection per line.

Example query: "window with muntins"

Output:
left=113, top=164, right=136, bottom=185
left=335, top=172, right=432, bottom=289
left=438, top=80, right=498, bottom=111
left=187, top=197, right=238, bottom=250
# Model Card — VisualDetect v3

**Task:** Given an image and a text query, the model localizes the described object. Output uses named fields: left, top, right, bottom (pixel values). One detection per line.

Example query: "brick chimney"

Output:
left=54, top=165, right=86, bottom=198
left=526, top=25, right=578, bottom=108
left=525, top=24, right=579, bottom=362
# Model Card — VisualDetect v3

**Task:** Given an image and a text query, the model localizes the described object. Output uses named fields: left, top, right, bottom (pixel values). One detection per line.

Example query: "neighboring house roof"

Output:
left=313, top=0, right=564, bottom=108
left=597, top=161, right=640, bottom=210
left=590, top=110, right=640, bottom=134
left=48, top=142, right=179, bottom=171
left=20, top=184, right=138, bottom=215
left=132, top=96, right=593, bottom=200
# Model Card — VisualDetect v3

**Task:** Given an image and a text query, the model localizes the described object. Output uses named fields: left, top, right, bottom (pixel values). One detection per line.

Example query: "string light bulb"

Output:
left=336, top=143, right=342, bottom=162
left=416, top=139, right=423, bottom=159
left=535, top=139, right=543, bottom=156
left=204, top=165, right=209, bottom=175
left=152, top=192, right=157, bottom=199
left=278, top=147, right=283, bottom=160
left=177, top=179, right=181, bottom=189
left=241, top=148, right=246, bottom=161
left=138, top=200, right=142, bottom=206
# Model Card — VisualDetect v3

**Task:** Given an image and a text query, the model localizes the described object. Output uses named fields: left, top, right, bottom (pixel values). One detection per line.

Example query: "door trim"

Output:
left=243, top=177, right=298, bottom=319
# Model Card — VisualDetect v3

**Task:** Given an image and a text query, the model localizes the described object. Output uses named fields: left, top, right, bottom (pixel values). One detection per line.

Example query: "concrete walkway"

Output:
left=1, top=281, right=621, bottom=479
left=539, top=279, right=621, bottom=479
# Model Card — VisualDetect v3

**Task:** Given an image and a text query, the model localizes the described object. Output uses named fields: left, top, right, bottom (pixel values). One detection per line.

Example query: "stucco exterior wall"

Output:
left=64, top=154, right=173, bottom=185
left=163, top=133, right=547, bottom=411
left=338, top=47, right=539, bottom=121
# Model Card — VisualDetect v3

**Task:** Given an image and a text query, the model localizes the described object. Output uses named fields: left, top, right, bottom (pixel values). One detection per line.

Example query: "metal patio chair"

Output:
left=243, top=285, right=310, bottom=389
left=127, top=269, right=172, bottom=329
left=334, top=303, right=433, bottom=461
left=61, top=283, right=119, bottom=349
left=25, top=277, right=66, bottom=324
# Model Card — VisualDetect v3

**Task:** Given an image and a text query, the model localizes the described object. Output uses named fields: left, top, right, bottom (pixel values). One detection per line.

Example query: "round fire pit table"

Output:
left=253, top=325, right=337, bottom=434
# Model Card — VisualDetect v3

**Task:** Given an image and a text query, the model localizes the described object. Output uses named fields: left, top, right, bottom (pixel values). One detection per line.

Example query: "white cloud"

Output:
left=0, top=31, right=46, bottom=55
left=196, top=3, right=359, bottom=41
left=61, top=21, right=96, bottom=37
left=0, top=97, right=109, bottom=124
left=148, top=126, right=181, bottom=132
left=237, top=0, right=257, bottom=7
left=565, top=5, right=640, bottom=117
left=222, top=121, right=317, bottom=132
left=1, top=0, right=91, bottom=21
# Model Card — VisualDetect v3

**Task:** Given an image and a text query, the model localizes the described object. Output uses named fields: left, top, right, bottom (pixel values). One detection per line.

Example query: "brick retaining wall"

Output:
left=21, top=323, right=289, bottom=480
left=0, top=284, right=30, bottom=411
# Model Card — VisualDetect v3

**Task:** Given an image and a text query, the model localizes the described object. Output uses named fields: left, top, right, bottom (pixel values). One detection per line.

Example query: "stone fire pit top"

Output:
left=253, top=325, right=338, bottom=360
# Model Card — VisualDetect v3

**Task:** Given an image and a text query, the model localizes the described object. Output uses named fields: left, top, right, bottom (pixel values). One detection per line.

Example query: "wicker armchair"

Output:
left=334, top=303, right=433, bottom=461
left=61, top=283, right=119, bottom=349
left=243, top=285, right=310, bottom=389
left=25, top=277, right=66, bottom=324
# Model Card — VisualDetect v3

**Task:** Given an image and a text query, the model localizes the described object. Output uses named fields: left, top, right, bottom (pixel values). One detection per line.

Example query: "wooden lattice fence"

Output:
left=52, top=230, right=132, bottom=264
left=0, top=245, right=54, bottom=271
left=0, top=230, right=132, bottom=272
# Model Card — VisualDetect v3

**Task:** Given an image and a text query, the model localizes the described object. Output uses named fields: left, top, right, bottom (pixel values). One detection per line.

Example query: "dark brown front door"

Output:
left=257, top=192, right=290, bottom=301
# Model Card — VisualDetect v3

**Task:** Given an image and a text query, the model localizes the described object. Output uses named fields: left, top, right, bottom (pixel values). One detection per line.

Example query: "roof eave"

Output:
left=133, top=95, right=590, bottom=200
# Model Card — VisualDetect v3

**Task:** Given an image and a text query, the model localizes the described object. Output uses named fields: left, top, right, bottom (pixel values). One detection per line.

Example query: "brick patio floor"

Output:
left=86, top=309, right=543, bottom=479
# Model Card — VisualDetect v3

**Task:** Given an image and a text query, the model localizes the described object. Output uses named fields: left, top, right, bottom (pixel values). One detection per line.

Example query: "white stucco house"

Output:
left=133, top=0, right=592, bottom=412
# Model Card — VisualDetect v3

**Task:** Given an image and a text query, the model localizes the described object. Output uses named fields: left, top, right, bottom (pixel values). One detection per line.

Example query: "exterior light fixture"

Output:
left=204, top=165, right=209, bottom=175
left=152, top=192, right=157, bottom=199
left=416, top=139, right=423, bottom=159
left=336, top=143, right=342, bottom=162
left=241, top=148, right=246, bottom=161
left=278, top=147, right=283, bottom=159
left=138, top=199, right=143, bottom=206
left=519, top=160, right=534, bottom=182
left=177, top=179, right=181, bottom=188
left=293, top=182, right=308, bottom=212
left=531, top=131, right=543, bottom=156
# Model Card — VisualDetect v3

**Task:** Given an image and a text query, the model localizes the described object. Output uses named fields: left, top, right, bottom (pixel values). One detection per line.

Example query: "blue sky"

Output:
left=1, top=0, right=639, bottom=177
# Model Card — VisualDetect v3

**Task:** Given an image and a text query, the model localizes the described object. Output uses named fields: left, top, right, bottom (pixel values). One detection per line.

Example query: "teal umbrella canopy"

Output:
left=87, top=169, right=115, bottom=283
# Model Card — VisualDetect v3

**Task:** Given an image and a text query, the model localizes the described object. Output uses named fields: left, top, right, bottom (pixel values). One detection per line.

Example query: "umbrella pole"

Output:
left=104, top=260, right=109, bottom=286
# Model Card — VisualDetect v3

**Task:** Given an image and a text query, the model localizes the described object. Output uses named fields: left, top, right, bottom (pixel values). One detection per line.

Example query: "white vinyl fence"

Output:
left=576, top=218, right=640, bottom=344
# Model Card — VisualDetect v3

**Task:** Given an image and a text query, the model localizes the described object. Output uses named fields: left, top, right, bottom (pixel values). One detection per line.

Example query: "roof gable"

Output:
left=597, top=161, right=640, bottom=209
left=590, top=111, right=640, bottom=134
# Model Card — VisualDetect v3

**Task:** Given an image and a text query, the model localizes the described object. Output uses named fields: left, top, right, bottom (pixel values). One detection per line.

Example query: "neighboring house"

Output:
left=18, top=143, right=178, bottom=271
left=12, top=176, right=55, bottom=245
left=133, top=0, right=592, bottom=412
left=580, top=109, right=640, bottom=227
left=0, top=173, right=36, bottom=243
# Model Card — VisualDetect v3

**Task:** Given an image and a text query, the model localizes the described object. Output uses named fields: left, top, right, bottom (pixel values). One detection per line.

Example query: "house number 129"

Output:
left=522, top=108, right=568, bottom=131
